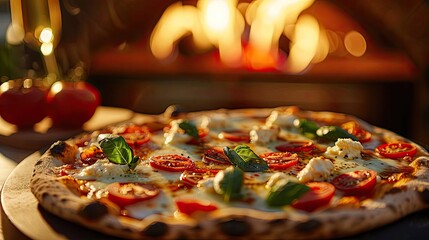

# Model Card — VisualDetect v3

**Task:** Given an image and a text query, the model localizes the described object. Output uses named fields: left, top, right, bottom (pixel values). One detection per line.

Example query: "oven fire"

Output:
left=150, top=0, right=366, bottom=73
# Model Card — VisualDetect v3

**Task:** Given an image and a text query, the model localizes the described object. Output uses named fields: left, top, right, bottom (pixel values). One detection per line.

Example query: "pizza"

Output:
left=30, top=106, right=429, bottom=239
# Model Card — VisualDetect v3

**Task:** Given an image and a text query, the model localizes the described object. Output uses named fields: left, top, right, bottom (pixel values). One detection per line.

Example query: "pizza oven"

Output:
left=5, top=0, right=429, bottom=144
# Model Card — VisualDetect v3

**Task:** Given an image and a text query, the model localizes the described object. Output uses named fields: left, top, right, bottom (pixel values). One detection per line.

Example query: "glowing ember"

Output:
left=150, top=0, right=367, bottom=73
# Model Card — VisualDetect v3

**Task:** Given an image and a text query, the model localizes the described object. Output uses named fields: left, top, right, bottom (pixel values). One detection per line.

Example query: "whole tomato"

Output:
left=46, top=81, right=101, bottom=128
left=0, top=79, right=48, bottom=128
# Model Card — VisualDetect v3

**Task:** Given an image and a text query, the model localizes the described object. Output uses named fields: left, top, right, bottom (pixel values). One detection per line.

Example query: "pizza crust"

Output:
left=30, top=107, right=429, bottom=239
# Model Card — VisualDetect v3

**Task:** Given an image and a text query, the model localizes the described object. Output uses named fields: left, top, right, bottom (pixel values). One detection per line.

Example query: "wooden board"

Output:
left=2, top=153, right=429, bottom=240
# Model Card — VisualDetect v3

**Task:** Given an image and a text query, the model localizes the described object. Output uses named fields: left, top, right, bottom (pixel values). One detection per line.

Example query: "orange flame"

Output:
left=150, top=0, right=367, bottom=73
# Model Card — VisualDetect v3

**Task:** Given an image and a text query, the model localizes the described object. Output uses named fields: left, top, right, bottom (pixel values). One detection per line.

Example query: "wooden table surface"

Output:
left=0, top=106, right=135, bottom=240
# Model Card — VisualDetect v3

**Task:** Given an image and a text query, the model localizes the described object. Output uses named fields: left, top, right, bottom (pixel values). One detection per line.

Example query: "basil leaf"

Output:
left=179, top=121, right=199, bottom=140
left=214, top=166, right=243, bottom=202
left=316, top=126, right=358, bottom=142
left=99, top=136, right=138, bottom=169
left=223, top=145, right=269, bottom=172
left=266, top=180, right=310, bottom=207
left=294, top=119, right=319, bottom=138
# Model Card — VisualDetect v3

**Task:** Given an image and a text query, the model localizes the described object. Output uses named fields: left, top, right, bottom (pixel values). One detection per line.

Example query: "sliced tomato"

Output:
left=180, top=169, right=218, bottom=186
left=80, top=145, right=105, bottom=165
left=107, top=182, right=160, bottom=207
left=341, top=121, right=372, bottom=143
left=259, top=152, right=299, bottom=170
left=149, top=154, right=194, bottom=172
left=375, top=142, right=417, bottom=159
left=175, top=199, right=218, bottom=215
left=331, top=170, right=377, bottom=196
left=202, top=147, right=231, bottom=165
left=275, top=141, right=314, bottom=152
left=120, top=125, right=151, bottom=147
left=219, top=130, right=250, bottom=142
left=291, top=182, right=335, bottom=212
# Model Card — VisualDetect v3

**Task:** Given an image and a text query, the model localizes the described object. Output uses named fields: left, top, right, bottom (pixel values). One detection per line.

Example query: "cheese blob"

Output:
left=297, top=157, right=334, bottom=183
left=325, top=138, right=364, bottom=160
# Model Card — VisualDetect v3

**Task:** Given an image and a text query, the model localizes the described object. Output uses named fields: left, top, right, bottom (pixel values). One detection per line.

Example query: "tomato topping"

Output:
left=291, top=182, right=335, bottom=212
left=341, top=121, right=372, bottom=143
left=202, top=147, right=231, bottom=165
left=375, top=142, right=417, bottom=159
left=259, top=152, right=299, bottom=170
left=119, top=125, right=151, bottom=147
left=331, top=170, right=377, bottom=196
left=80, top=145, right=105, bottom=165
left=180, top=169, right=218, bottom=186
left=149, top=154, right=194, bottom=172
left=107, top=182, right=160, bottom=207
left=219, top=130, right=250, bottom=142
left=275, top=141, right=314, bottom=152
left=175, top=199, right=218, bottom=215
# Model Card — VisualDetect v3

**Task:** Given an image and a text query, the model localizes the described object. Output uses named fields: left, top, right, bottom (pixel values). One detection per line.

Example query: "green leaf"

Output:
left=179, top=121, right=199, bottom=140
left=223, top=145, right=269, bottom=172
left=316, top=126, right=358, bottom=141
left=99, top=136, right=139, bottom=169
left=266, top=180, right=310, bottom=207
left=294, top=119, right=319, bottom=138
left=214, top=166, right=243, bottom=202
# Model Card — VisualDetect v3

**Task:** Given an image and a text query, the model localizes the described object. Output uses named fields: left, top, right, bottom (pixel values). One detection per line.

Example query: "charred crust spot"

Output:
left=296, top=219, right=322, bottom=233
left=142, top=221, right=168, bottom=237
left=269, top=219, right=286, bottom=226
left=41, top=192, right=49, bottom=200
left=35, top=160, right=43, bottom=166
left=387, top=204, right=397, bottom=213
left=78, top=201, right=108, bottom=221
left=50, top=141, right=67, bottom=157
left=387, top=187, right=404, bottom=194
left=416, top=158, right=429, bottom=168
left=418, top=188, right=429, bottom=204
left=219, top=219, right=249, bottom=237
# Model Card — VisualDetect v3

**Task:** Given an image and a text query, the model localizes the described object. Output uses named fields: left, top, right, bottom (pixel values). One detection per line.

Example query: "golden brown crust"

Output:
left=30, top=107, right=429, bottom=239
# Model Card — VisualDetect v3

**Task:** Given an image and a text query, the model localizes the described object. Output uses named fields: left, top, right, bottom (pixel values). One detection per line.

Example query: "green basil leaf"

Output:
left=316, top=126, right=358, bottom=141
left=294, top=119, right=319, bottom=138
left=266, top=180, right=310, bottom=207
left=214, top=166, right=243, bottom=202
left=223, top=145, right=269, bottom=172
left=99, top=136, right=138, bottom=169
left=179, top=121, right=199, bottom=140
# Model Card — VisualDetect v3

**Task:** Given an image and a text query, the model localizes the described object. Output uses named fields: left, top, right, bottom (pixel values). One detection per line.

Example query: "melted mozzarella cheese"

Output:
left=325, top=138, right=363, bottom=160
left=265, top=110, right=297, bottom=127
left=297, top=157, right=334, bottom=183
left=164, top=119, right=193, bottom=145
left=74, top=159, right=129, bottom=180
left=250, top=125, right=279, bottom=145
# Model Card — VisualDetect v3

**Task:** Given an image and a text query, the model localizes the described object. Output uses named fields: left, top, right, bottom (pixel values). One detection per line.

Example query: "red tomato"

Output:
left=175, top=199, right=218, bottom=215
left=120, top=125, right=151, bottom=147
left=375, top=142, right=417, bottom=159
left=341, top=121, right=372, bottom=143
left=202, top=147, right=231, bottom=165
left=180, top=169, right=218, bottom=186
left=332, top=170, right=377, bottom=196
left=107, top=182, right=160, bottom=207
left=80, top=145, right=105, bottom=165
left=46, top=81, right=100, bottom=128
left=0, top=79, right=47, bottom=128
left=219, top=130, right=250, bottom=142
left=275, top=141, right=314, bottom=152
left=149, top=154, right=194, bottom=172
left=259, top=152, right=299, bottom=170
left=292, top=182, right=335, bottom=212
